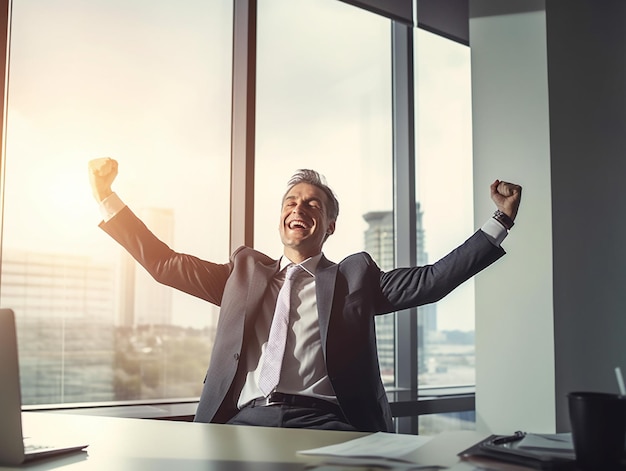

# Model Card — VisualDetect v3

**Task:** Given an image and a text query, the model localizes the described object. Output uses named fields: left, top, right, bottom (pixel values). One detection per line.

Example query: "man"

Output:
left=88, top=157, right=521, bottom=432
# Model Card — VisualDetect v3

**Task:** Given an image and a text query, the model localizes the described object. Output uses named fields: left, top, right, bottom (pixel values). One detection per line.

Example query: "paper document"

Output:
left=299, top=432, right=440, bottom=469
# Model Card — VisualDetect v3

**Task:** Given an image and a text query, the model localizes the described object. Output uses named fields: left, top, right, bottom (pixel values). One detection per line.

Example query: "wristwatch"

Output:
left=493, top=209, right=514, bottom=230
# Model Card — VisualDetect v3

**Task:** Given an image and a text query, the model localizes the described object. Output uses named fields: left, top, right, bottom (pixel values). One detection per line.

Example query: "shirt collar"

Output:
left=279, top=253, right=322, bottom=277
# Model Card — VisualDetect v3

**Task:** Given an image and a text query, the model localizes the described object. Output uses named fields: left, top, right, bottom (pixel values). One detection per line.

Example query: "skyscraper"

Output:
left=362, top=203, right=436, bottom=384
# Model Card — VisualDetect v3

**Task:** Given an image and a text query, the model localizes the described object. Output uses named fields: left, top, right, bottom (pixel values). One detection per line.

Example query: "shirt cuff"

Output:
left=99, top=192, right=126, bottom=222
left=480, top=217, right=509, bottom=247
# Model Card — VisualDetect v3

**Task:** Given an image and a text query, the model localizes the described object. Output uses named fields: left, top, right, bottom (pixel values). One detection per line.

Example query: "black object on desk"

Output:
left=458, top=433, right=577, bottom=470
left=491, top=430, right=526, bottom=445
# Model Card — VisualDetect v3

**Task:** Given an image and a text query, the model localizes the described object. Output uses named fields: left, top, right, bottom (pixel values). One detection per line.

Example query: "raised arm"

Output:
left=87, top=157, right=232, bottom=305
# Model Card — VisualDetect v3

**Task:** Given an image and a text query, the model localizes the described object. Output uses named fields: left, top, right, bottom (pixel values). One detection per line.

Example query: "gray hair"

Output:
left=285, top=169, right=339, bottom=222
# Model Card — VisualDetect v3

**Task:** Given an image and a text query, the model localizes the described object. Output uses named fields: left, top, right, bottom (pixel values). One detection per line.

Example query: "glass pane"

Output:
left=254, top=0, right=394, bottom=383
left=419, top=411, right=476, bottom=435
left=415, top=30, right=475, bottom=390
left=2, top=0, right=232, bottom=404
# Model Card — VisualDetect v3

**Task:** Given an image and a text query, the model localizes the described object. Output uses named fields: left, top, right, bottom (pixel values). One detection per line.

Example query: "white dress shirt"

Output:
left=237, top=254, right=338, bottom=407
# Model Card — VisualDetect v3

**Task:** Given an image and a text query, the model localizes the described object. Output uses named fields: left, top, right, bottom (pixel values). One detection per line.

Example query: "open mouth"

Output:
left=288, top=219, right=310, bottom=230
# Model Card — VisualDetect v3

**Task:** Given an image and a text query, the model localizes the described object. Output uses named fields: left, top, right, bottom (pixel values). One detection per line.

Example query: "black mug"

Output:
left=568, top=391, right=626, bottom=470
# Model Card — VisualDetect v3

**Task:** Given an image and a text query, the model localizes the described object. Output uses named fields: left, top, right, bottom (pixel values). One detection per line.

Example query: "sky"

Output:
left=1, top=0, right=476, bottom=331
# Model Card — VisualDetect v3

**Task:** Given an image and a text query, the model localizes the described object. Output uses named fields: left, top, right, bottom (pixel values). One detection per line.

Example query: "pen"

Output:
left=492, top=431, right=526, bottom=445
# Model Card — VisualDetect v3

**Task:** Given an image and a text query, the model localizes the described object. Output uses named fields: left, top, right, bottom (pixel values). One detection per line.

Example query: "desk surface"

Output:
left=1, top=413, right=535, bottom=470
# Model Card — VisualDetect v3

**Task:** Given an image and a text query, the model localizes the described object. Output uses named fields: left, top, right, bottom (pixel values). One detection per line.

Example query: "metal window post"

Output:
left=391, top=20, right=419, bottom=434
left=230, top=0, right=257, bottom=251
left=0, top=0, right=11, bottom=288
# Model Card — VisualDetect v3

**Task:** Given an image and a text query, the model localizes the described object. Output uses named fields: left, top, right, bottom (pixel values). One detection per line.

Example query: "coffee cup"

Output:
left=568, top=391, right=626, bottom=470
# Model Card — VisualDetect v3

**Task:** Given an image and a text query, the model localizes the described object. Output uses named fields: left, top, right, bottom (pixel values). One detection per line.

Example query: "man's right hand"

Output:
left=88, top=157, right=118, bottom=202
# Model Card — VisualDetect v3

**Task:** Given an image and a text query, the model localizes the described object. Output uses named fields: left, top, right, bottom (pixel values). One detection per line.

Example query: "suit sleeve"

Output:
left=378, top=230, right=505, bottom=311
left=99, top=206, right=232, bottom=306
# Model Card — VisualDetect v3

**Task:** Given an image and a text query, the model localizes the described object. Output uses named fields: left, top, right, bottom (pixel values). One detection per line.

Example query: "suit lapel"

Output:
left=315, top=255, right=338, bottom=357
left=245, top=259, right=280, bottom=322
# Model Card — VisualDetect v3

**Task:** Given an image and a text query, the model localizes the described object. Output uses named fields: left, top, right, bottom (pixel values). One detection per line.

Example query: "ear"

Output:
left=326, top=221, right=336, bottom=236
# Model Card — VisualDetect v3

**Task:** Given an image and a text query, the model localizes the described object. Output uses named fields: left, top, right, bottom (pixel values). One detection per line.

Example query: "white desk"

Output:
left=1, top=413, right=532, bottom=470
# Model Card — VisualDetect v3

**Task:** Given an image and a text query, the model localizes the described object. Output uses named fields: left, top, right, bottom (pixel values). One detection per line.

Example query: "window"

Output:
left=254, top=0, right=394, bottom=383
left=415, top=30, right=475, bottom=391
left=414, top=29, right=475, bottom=433
left=1, top=0, right=232, bottom=404
left=1, top=0, right=476, bottom=433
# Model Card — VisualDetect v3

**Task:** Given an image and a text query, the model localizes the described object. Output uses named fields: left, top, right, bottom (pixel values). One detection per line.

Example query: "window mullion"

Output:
left=230, top=0, right=257, bottom=251
left=391, top=20, right=418, bottom=434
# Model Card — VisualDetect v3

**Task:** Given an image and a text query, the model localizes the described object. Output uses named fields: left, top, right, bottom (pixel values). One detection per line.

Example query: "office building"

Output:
left=0, top=249, right=115, bottom=404
left=363, top=205, right=437, bottom=382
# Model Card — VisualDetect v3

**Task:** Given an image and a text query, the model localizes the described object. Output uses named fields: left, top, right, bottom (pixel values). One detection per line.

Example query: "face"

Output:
left=278, top=183, right=336, bottom=261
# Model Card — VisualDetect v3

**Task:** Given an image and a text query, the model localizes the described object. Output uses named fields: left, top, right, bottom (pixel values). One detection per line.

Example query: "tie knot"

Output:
left=285, top=264, right=300, bottom=280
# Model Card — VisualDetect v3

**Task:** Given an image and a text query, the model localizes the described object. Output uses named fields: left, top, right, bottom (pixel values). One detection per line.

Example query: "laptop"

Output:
left=0, top=308, right=89, bottom=465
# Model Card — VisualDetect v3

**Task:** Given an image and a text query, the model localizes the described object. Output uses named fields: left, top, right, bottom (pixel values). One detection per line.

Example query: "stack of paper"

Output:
left=298, top=432, right=443, bottom=469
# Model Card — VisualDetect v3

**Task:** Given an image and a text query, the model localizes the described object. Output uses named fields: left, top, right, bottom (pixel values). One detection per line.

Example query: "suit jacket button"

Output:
left=233, top=353, right=240, bottom=361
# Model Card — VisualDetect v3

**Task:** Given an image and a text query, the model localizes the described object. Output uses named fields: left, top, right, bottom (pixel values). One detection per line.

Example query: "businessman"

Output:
left=88, top=157, right=521, bottom=432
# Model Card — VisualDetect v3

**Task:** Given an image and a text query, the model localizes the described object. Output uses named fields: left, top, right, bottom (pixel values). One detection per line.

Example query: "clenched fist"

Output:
left=88, top=157, right=118, bottom=202
left=490, top=179, right=522, bottom=221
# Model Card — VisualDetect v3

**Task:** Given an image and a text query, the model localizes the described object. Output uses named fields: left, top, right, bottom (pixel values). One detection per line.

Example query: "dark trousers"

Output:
left=226, top=404, right=358, bottom=431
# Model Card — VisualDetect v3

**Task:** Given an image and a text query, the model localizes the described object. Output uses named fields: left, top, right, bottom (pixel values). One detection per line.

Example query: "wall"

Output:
left=470, top=0, right=555, bottom=434
left=546, top=0, right=626, bottom=431
left=470, top=0, right=626, bottom=433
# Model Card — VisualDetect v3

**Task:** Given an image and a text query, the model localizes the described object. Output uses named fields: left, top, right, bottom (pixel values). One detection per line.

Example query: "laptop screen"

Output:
left=0, top=308, right=28, bottom=464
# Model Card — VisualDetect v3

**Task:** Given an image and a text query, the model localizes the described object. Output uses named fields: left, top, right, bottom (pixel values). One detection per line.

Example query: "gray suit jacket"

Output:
left=101, top=206, right=505, bottom=432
